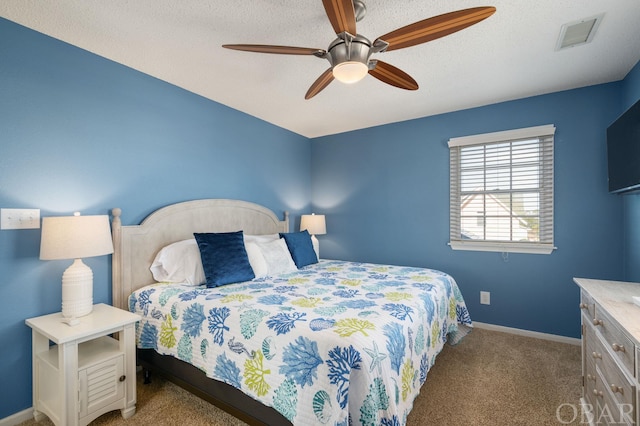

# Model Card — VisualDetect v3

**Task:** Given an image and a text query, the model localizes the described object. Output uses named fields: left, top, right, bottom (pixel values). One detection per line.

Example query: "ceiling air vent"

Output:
left=555, top=13, right=604, bottom=51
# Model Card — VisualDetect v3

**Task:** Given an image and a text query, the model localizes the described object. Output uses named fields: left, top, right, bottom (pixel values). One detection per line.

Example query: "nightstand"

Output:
left=25, top=303, right=140, bottom=426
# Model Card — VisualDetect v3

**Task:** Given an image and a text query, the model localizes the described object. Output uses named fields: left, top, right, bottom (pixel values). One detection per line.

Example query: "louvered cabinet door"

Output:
left=78, top=353, right=125, bottom=421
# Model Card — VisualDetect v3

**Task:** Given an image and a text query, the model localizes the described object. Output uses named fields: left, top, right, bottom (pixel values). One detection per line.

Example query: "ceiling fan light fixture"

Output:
left=223, top=4, right=497, bottom=98
left=333, top=61, right=369, bottom=84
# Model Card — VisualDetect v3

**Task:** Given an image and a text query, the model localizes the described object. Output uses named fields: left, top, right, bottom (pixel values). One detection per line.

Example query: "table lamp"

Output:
left=300, top=213, right=326, bottom=257
left=40, top=213, right=114, bottom=325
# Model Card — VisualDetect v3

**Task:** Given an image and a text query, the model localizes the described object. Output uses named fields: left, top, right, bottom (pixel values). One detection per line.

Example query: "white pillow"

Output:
left=246, top=233, right=319, bottom=259
left=256, top=238, right=297, bottom=275
left=244, top=234, right=279, bottom=244
left=245, top=241, right=268, bottom=278
left=150, top=239, right=205, bottom=285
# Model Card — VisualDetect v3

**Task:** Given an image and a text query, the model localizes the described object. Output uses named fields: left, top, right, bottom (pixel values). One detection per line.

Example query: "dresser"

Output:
left=575, top=278, right=640, bottom=425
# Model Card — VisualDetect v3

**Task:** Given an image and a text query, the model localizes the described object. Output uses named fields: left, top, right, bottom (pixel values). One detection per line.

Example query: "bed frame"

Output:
left=111, top=199, right=291, bottom=425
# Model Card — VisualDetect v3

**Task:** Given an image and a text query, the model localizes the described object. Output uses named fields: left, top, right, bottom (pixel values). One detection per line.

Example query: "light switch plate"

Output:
left=1, top=208, right=40, bottom=229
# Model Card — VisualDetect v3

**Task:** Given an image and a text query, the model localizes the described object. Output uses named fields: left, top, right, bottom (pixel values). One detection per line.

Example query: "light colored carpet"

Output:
left=415, top=328, right=582, bottom=425
left=18, top=328, right=582, bottom=425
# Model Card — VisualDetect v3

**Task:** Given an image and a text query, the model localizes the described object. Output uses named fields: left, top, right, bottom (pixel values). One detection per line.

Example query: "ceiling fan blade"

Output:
left=376, top=6, right=496, bottom=52
left=369, top=60, right=418, bottom=90
left=322, top=0, right=357, bottom=35
left=305, top=68, right=335, bottom=100
left=223, top=44, right=326, bottom=56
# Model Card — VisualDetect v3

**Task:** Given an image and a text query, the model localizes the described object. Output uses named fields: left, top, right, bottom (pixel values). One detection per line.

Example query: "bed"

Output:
left=112, top=199, right=472, bottom=426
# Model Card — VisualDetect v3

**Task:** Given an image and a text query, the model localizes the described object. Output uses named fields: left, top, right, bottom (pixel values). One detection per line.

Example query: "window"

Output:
left=449, top=125, right=555, bottom=254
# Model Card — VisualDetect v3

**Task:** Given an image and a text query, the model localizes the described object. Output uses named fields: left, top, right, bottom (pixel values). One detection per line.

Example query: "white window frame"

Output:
left=448, top=125, right=556, bottom=255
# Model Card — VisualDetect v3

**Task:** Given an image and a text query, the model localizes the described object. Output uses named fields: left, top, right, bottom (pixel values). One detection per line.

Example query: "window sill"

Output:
left=448, top=241, right=556, bottom=255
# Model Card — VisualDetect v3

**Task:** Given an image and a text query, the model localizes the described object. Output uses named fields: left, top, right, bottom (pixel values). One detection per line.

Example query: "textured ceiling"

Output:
left=1, top=0, right=639, bottom=138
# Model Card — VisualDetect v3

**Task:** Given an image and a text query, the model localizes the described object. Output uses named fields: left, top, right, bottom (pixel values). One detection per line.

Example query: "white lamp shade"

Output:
left=300, top=214, right=326, bottom=235
left=40, top=215, right=113, bottom=260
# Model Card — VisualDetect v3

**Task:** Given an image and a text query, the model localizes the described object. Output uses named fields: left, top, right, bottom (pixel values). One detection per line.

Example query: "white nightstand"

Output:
left=25, top=303, right=140, bottom=426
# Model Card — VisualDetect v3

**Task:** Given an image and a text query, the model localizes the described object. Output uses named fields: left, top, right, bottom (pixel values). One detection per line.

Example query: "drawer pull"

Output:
left=611, top=343, right=626, bottom=352
left=579, top=303, right=588, bottom=309
left=586, top=374, right=596, bottom=382
left=592, top=389, right=603, bottom=398
left=119, top=375, right=126, bottom=382
left=591, top=351, right=602, bottom=360
left=610, top=384, right=624, bottom=394
left=592, top=318, right=603, bottom=326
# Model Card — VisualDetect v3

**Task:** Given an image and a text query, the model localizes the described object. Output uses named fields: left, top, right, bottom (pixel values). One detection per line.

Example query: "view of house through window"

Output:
left=449, top=125, right=555, bottom=254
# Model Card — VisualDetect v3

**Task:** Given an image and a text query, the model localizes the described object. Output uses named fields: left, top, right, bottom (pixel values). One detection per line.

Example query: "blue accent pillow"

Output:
left=194, top=231, right=255, bottom=287
left=279, top=230, right=318, bottom=268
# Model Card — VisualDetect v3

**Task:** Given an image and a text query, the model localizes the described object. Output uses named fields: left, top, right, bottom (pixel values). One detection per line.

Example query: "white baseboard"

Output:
left=473, top=321, right=581, bottom=346
left=0, top=408, right=33, bottom=426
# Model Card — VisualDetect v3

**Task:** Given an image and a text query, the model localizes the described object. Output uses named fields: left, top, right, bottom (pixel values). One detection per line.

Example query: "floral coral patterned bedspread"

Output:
left=129, top=260, right=472, bottom=425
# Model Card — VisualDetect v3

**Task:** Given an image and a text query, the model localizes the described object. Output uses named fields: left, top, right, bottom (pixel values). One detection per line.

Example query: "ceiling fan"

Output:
left=223, top=1, right=496, bottom=100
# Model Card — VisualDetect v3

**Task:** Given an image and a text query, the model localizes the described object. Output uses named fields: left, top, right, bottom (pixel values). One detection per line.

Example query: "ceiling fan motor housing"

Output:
left=327, top=33, right=372, bottom=68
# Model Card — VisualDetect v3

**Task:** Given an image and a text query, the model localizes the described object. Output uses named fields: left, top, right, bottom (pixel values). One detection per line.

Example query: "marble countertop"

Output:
left=574, top=277, right=640, bottom=345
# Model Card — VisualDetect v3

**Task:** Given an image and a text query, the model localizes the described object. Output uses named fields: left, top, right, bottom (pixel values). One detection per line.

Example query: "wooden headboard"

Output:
left=111, top=199, right=289, bottom=310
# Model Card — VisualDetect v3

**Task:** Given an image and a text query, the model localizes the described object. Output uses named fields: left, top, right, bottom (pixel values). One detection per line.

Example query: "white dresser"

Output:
left=575, top=278, right=640, bottom=425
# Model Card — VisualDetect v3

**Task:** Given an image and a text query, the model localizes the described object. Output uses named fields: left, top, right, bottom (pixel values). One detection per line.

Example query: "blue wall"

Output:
left=0, top=18, right=310, bottom=418
left=621, top=61, right=640, bottom=281
left=311, top=83, right=629, bottom=339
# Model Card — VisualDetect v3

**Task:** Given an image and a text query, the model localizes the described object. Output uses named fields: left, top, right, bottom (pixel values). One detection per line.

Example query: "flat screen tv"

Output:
left=607, top=98, right=640, bottom=193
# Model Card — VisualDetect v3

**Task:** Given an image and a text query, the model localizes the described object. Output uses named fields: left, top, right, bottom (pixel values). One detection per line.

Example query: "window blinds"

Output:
left=449, top=125, right=555, bottom=254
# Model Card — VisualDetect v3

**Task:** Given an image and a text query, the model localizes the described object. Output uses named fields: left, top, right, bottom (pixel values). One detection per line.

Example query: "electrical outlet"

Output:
left=1, top=208, right=40, bottom=229
left=480, top=291, right=491, bottom=305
